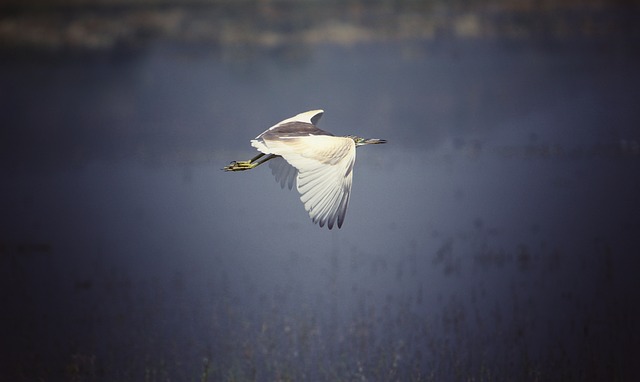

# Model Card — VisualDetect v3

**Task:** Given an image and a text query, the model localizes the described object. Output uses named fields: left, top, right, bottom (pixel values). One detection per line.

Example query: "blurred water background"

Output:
left=1, top=0, right=640, bottom=380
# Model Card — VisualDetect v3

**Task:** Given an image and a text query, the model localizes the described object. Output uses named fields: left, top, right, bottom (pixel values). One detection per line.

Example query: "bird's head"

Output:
left=349, top=136, right=387, bottom=147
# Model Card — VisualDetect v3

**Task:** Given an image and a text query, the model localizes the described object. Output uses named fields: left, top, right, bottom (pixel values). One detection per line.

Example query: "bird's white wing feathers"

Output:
left=264, top=109, right=323, bottom=130
left=268, top=157, right=297, bottom=190
left=255, top=135, right=355, bottom=229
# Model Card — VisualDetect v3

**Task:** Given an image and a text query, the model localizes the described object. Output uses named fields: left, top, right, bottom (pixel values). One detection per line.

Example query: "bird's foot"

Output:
left=223, top=160, right=256, bottom=171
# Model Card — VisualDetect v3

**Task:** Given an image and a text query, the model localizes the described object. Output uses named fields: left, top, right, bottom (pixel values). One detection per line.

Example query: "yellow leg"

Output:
left=223, top=153, right=277, bottom=172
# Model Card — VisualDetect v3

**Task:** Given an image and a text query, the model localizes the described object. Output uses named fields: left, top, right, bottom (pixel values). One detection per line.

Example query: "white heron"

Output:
left=223, top=109, right=386, bottom=229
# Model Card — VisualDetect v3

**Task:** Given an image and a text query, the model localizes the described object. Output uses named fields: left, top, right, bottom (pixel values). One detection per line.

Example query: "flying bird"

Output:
left=223, top=109, right=386, bottom=229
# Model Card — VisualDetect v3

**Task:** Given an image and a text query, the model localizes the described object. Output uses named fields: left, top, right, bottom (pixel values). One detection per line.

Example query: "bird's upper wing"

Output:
left=258, top=135, right=356, bottom=229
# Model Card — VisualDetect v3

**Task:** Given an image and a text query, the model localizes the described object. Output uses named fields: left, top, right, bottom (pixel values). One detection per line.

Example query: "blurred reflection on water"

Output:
left=1, top=22, right=640, bottom=381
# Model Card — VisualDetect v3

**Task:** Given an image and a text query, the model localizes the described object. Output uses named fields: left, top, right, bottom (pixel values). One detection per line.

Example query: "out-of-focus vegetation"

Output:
left=0, top=0, right=638, bottom=51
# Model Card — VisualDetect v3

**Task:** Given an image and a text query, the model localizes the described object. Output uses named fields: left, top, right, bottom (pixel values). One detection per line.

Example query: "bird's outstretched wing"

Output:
left=256, top=135, right=356, bottom=229
left=255, top=110, right=329, bottom=142
left=268, top=157, right=297, bottom=190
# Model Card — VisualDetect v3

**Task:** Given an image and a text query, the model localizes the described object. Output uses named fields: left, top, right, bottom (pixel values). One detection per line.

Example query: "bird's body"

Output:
left=224, top=110, right=385, bottom=229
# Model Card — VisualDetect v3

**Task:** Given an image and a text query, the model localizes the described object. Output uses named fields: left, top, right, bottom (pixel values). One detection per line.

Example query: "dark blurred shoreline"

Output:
left=1, top=1, right=638, bottom=53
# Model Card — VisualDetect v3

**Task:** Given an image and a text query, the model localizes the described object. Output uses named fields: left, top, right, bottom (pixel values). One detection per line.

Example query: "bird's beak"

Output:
left=364, top=138, right=386, bottom=145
